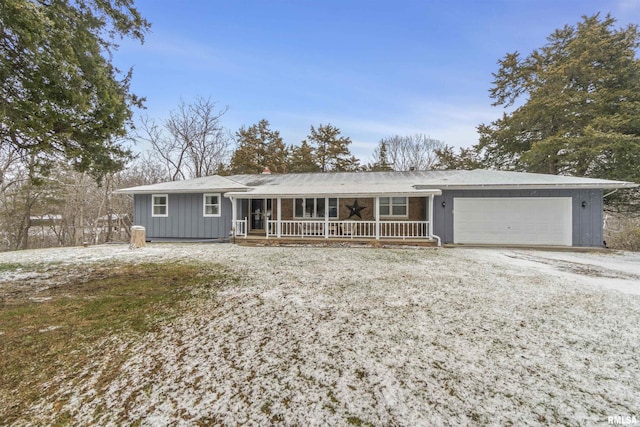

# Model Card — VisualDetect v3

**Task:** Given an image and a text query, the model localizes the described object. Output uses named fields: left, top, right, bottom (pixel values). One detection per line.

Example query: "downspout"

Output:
left=602, top=189, right=618, bottom=246
left=428, top=194, right=441, bottom=247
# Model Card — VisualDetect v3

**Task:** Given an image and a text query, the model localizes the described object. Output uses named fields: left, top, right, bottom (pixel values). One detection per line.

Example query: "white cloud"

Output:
left=258, top=99, right=500, bottom=162
left=616, top=0, right=640, bottom=12
left=332, top=102, right=498, bottom=160
left=607, top=0, right=640, bottom=26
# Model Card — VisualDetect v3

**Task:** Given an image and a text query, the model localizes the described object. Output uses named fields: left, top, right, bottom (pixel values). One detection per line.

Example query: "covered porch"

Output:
left=224, top=189, right=442, bottom=245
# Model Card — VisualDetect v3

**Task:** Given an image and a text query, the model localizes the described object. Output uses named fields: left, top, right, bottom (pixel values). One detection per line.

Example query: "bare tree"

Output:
left=0, top=141, right=22, bottom=193
left=371, top=134, right=444, bottom=171
left=107, top=156, right=169, bottom=239
left=126, top=154, right=169, bottom=185
left=139, top=97, right=232, bottom=180
left=0, top=144, right=46, bottom=250
left=0, top=170, right=39, bottom=250
left=0, top=144, right=170, bottom=251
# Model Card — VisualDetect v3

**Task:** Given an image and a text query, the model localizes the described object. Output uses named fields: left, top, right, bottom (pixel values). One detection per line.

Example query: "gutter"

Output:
left=414, top=183, right=639, bottom=191
left=115, top=187, right=249, bottom=195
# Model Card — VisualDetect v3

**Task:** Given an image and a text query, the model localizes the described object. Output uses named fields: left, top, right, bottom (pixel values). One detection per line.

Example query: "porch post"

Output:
left=375, top=196, right=380, bottom=240
left=324, top=197, right=329, bottom=238
left=428, top=194, right=434, bottom=239
left=277, top=197, right=282, bottom=238
left=230, top=196, right=237, bottom=237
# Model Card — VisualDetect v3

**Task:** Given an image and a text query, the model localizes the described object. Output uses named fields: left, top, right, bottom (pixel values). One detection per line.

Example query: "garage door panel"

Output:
left=453, top=198, right=572, bottom=246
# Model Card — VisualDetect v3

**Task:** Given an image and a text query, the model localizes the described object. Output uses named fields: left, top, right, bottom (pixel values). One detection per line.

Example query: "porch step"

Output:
left=235, top=237, right=439, bottom=248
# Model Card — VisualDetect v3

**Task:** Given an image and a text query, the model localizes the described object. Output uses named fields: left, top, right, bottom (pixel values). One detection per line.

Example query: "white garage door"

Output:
left=453, top=197, right=572, bottom=246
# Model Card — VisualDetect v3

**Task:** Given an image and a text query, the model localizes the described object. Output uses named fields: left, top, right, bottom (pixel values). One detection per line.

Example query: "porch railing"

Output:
left=233, top=218, right=247, bottom=237
left=379, top=221, right=430, bottom=239
left=265, top=219, right=431, bottom=240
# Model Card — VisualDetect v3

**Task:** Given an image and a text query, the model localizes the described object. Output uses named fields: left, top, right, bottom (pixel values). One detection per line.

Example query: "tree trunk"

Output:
left=105, top=176, right=113, bottom=243
left=16, top=210, right=31, bottom=250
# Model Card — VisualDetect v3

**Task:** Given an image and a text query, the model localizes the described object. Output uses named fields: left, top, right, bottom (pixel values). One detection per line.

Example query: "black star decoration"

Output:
left=346, top=199, right=366, bottom=218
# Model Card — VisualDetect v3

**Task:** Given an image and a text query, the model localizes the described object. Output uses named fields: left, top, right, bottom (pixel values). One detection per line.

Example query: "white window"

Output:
left=379, top=197, right=408, bottom=217
left=294, top=198, right=338, bottom=219
left=203, top=193, right=221, bottom=217
left=152, top=194, right=168, bottom=217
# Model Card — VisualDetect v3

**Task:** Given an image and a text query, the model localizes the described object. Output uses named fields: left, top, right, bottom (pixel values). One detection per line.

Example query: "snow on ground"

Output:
left=2, top=244, right=640, bottom=426
left=465, top=249, right=640, bottom=296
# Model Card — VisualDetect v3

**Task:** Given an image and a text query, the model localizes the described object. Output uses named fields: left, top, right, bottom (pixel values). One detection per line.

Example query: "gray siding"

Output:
left=133, top=193, right=233, bottom=240
left=433, top=189, right=604, bottom=247
left=131, top=189, right=605, bottom=246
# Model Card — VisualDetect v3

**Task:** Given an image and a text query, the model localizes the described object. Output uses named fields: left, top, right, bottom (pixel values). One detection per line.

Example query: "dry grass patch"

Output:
left=604, top=211, right=640, bottom=251
left=0, top=262, right=231, bottom=425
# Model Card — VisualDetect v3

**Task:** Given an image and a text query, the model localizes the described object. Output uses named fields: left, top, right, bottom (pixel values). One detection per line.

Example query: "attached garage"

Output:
left=453, top=197, right=573, bottom=246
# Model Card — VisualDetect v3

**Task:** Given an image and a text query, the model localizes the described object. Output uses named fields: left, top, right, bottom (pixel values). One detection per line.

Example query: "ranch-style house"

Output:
left=116, top=169, right=638, bottom=247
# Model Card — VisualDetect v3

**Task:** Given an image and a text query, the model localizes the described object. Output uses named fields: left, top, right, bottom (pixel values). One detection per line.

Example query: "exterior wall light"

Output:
left=442, top=201, right=446, bottom=208
left=581, top=201, right=587, bottom=208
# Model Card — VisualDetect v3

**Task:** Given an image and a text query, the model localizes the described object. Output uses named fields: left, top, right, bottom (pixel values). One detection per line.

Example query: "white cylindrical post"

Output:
left=375, top=197, right=380, bottom=240
left=277, top=198, right=282, bottom=238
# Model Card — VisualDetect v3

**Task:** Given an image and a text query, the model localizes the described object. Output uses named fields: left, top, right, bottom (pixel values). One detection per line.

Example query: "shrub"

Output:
left=604, top=212, right=640, bottom=251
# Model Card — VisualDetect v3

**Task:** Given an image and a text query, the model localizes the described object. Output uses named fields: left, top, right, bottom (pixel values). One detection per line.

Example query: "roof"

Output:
left=414, top=169, right=638, bottom=190
left=116, top=175, right=248, bottom=194
left=223, top=171, right=456, bottom=197
left=116, top=169, right=638, bottom=196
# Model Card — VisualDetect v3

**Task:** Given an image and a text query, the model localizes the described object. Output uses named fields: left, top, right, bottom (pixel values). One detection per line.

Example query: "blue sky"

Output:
left=114, top=0, right=640, bottom=162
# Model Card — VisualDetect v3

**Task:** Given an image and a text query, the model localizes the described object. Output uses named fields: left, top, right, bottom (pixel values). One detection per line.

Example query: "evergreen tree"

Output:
left=288, top=141, right=320, bottom=173
left=229, top=119, right=288, bottom=174
left=434, top=145, right=482, bottom=170
left=305, top=124, right=360, bottom=172
left=477, top=14, right=640, bottom=183
left=369, top=141, right=394, bottom=171
left=0, top=0, right=150, bottom=180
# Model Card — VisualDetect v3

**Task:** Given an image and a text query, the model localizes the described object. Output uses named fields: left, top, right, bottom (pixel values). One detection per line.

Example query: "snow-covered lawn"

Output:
left=2, top=244, right=640, bottom=426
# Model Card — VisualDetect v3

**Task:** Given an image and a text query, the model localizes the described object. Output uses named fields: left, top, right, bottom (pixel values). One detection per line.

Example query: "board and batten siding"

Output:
left=133, top=194, right=233, bottom=240
left=433, top=189, right=604, bottom=247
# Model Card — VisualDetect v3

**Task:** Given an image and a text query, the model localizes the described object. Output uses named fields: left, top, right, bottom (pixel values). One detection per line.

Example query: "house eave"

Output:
left=414, top=183, right=639, bottom=191
left=224, top=189, right=443, bottom=198
left=115, top=188, right=250, bottom=195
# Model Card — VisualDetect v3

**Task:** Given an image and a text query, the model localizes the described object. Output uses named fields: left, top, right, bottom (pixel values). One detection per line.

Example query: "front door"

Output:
left=251, top=199, right=265, bottom=231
